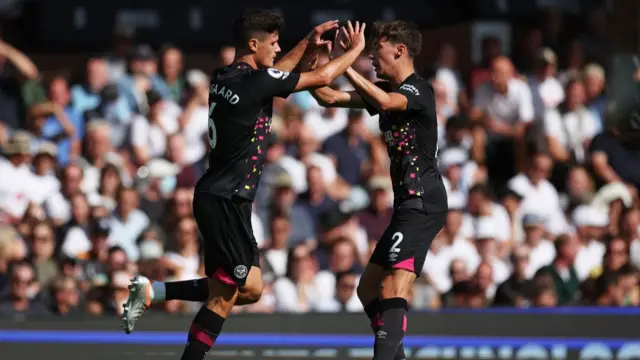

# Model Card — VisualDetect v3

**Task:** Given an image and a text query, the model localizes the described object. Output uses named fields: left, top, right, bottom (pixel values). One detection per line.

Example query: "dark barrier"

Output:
left=2, top=308, right=640, bottom=360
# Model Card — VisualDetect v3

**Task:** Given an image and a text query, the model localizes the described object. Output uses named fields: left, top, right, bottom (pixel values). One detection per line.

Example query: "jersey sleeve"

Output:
left=364, top=81, right=391, bottom=116
left=392, top=79, right=432, bottom=113
left=253, top=68, right=301, bottom=100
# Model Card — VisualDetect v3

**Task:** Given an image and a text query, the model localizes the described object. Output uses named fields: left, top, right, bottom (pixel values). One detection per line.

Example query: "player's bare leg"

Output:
left=357, top=263, right=408, bottom=360
left=121, top=266, right=263, bottom=334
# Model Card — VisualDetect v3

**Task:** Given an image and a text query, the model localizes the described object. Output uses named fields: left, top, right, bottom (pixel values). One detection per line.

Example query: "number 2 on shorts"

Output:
left=208, top=102, right=218, bottom=149
left=390, top=232, right=403, bottom=253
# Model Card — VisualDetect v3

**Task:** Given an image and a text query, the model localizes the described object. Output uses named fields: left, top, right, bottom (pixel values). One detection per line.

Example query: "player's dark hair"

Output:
left=233, top=9, right=284, bottom=48
left=372, top=20, right=422, bottom=58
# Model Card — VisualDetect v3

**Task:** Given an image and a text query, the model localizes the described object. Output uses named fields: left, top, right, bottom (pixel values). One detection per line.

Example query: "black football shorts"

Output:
left=193, top=192, right=260, bottom=287
left=369, top=196, right=447, bottom=276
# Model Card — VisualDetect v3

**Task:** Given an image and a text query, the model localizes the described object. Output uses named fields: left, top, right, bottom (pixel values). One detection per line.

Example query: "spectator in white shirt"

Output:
left=130, top=90, right=179, bottom=165
left=0, top=131, right=41, bottom=222
left=107, top=187, right=150, bottom=261
left=164, top=217, right=200, bottom=281
left=461, top=184, right=512, bottom=247
left=304, top=100, right=348, bottom=143
left=439, top=147, right=479, bottom=200
left=178, top=70, right=210, bottom=165
left=572, top=205, right=607, bottom=281
left=521, top=213, right=556, bottom=278
left=272, top=245, right=322, bottom=313
left=44, top=163, right=84, bottom=226
left=545, top=78, right=599, bottom=167
left=30, top=142, right=61, bottom=205
left=621, top=208, right=640, bottom=268
left=444, top=193, right=480, bottom=271
left=508, top=152, right=565, bottom=224
left=471, top=56, right=534, bottom=188
left=263, top=214, right=291, bottom=278
left=313, top=270, right=363, bottom=312
left=528, top=47, right=565, bottom=121
left=471, top=218, right=510, bottom=285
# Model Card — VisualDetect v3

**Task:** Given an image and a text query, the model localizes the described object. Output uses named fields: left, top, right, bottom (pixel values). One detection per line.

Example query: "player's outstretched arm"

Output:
left=273, top=20, right=338, bottom=72
left=294, top=21, right=366, bottom=91
left=345, top=66, right=408, bottom=112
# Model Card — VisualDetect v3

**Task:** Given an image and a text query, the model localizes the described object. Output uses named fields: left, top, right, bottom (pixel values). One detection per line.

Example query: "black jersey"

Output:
left=365, top=73, right=445, bottom=210
left=196, top=63, right=300, bottom=200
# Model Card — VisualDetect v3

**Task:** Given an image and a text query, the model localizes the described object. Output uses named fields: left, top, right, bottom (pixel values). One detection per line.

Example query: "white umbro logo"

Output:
left=376, top=330, right=387, bottom=339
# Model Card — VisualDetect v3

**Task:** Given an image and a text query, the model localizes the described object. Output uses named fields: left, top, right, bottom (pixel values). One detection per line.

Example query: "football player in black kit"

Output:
left=305, top=21, right=448, bottom=360
left=120, top=9, right=367, bottom=360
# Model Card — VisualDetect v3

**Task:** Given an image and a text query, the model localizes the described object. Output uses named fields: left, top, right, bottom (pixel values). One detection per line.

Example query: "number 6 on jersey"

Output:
left=208, top=102, right=218, bottom=149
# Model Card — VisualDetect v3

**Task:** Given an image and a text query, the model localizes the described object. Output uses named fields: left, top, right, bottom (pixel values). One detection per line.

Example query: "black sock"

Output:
left=166, top=278, right=209, bottom=302
left=365, top=299, right=407, bottom=360
left=180, top=306, right=225, bottom=360
left=372, top=298, right=408, bottom=360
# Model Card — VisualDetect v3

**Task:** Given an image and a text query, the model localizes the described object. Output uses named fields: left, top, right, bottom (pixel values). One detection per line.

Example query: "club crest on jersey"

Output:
left=234, top=265, right=248, bottom=279
left=267, top=68, right=290, bottom=80
left=399, top=84, right=419, bottom=96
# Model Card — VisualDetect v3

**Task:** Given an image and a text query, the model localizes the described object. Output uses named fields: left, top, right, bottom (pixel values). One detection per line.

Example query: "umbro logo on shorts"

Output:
left=234, top=265, right=248, bottom=279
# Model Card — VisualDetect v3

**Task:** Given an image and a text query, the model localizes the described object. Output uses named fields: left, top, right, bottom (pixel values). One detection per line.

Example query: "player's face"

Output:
left=254, top=32, right=281, bottom=68
left=369, top=39, right=397, bottom=80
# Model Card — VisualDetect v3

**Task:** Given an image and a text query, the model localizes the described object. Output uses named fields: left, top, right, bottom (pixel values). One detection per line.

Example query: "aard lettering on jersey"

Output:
left=210, top=83, right=240, bottom=105
left=267, top=68, right=290, bottom=80
left=399, top=84, right=420, bottom=96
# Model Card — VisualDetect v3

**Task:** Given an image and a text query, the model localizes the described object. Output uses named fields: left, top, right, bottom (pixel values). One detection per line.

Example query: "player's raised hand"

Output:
left=307, top=20, right=340, bottom=52
left=339, top=21, right=366, bottom=52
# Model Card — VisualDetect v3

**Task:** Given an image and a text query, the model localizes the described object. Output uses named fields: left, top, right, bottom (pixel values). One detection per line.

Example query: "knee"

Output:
left=380, top=270, right=415, bottom=300
left=357, top=282, right=376, bottom=305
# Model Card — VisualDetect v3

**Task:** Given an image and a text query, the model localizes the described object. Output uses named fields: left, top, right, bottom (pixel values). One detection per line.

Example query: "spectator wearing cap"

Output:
left=583, top=63, right=606, bottom=130
left=322, top=109, right=370, bottom=186
left=493, top=245, right=535, bottom=307
left=572, top=205, right=607, bottom=281
left=358, top=176, right=393, bottom=245
left=471, top=56, right=534, bottom=188
left=107, top=186, right=149, bottom=261
left=471, top=218, right=510, bottom=286
left=439, top=146, right=478, bottom=200
left=0, top=40, right=39, bottom=131
left=461, top=184, right=511, bottom=245
left=521, top=212, right=556, bottom=278
left=528, top=47, right=565, bottom=121
left=71, top=57, right=110, bottom=114
left=508, top=152, right=565, bottom=224
left=0, top=131, right=42, bottom=222
left=177, top=70, right=209, bottom=165
left=118, top=44, right=172, bottom=113
left=536, top=233, right=581, bottom=305
left=544, top=78, right=599, bottom=177
left=160, top=46, right=186, bottom=104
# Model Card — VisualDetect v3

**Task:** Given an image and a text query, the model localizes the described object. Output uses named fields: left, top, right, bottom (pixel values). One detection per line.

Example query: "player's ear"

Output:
left=395, top=44, right=407, bottom=59
left=248, top=38, right=260, bottom=53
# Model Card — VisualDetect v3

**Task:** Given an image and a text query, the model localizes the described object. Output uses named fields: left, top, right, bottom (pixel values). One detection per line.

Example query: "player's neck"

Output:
left=235, top=54, right=259, bottom=70
left=388, top=62, right=416, bottom=88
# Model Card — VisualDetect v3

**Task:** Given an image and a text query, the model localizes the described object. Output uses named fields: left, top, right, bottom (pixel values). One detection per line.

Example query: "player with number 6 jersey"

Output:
left=307, top=20, right=447, bottom=360
left=121, top=9, right=368, bottom=360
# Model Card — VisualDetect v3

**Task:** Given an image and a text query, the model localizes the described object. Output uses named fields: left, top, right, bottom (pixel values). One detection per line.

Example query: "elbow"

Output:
left=379, top=100, right=394, bottom=112
left=316, top=70, right=333, bottom=88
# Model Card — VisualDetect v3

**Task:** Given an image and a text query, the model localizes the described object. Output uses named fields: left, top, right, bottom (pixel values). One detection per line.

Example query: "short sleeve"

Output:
left=393, top=81, right=431, bottom=113
left=253, top=68, right=301, bottom=99
left=543, top=109, right=564, bottom=142
left=517, top=83, right=534, bottom=123
left=364, top=81, right=390, bottom=116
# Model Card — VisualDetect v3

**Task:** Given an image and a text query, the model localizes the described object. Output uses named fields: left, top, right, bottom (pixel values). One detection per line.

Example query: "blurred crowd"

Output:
left=1, top=5, right=640, bottom=319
